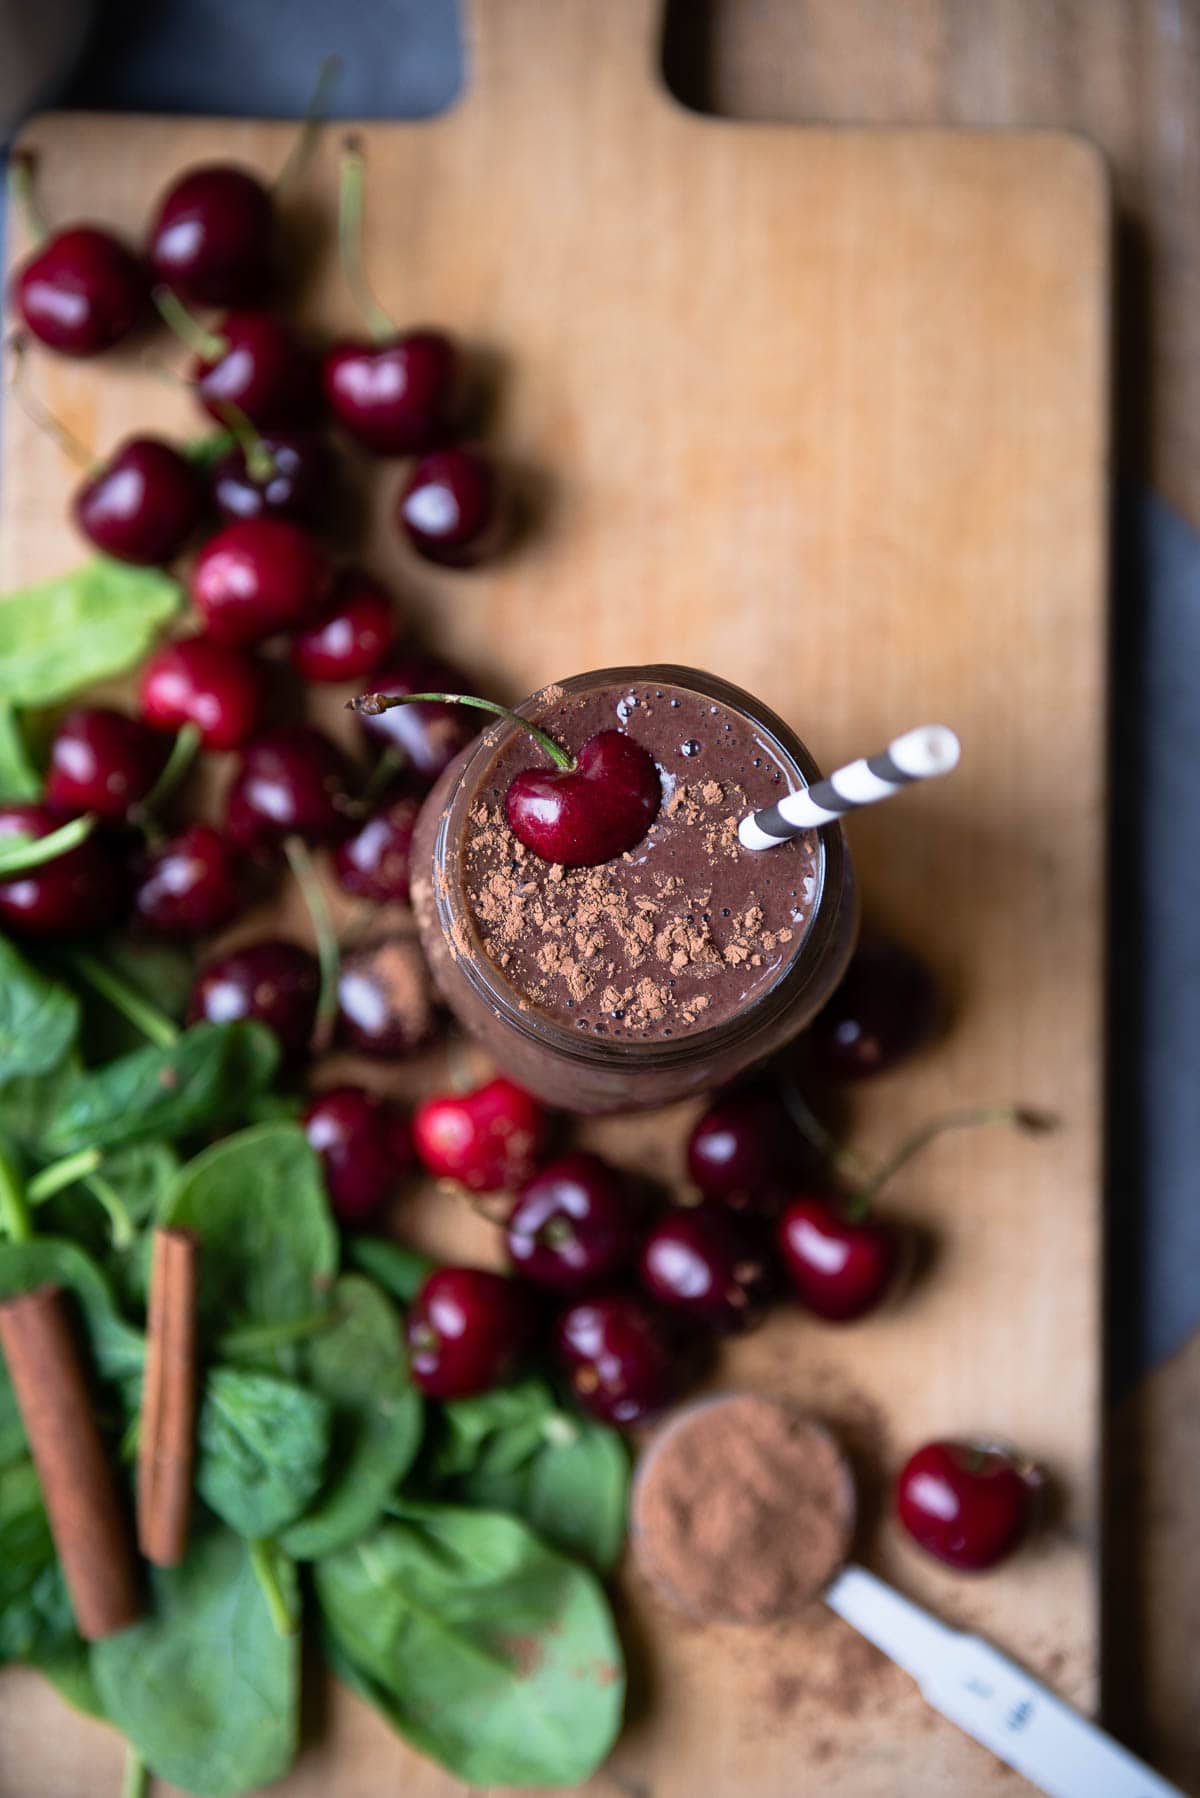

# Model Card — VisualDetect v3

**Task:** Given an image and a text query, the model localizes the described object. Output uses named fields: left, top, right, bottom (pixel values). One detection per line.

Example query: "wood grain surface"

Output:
left=0, top=1, right=1110, bottom=1792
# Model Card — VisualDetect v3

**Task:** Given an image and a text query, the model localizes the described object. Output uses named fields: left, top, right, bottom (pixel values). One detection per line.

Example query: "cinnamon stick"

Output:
left=137, top=1227, right=199, bottom=1568
left=0, top=1284, right=140, bottom=1640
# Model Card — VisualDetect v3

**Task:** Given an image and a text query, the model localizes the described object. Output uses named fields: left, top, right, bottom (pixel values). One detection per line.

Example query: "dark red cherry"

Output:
left=505, top=1154, right=638, bottom=1294
left=191, top=518, right=332, bottom=647
left=355, top=656, right=482, bottom=787
left=147, top=165, right=274, bottom=308
left=336, top=935, right=436, bottom=1060
left=138, top=636, right=263, bottom=751
left=133, top=825, right=240, bottom=938
left=304, top=1085, right=407, bottom=1225
left=895, top=1440, right=1040, bottom=1571
left=192, top=312, right=320, bottom=431
left=45, top=706, right=168, bottom=822
left=412, top=1077, right=548, bottom=1195
left=396, top=445, right=505, bottom=567
left=189, top=938, right=319, bottom=1059
left=72, top=436, right=203, bottom=566
left=555, top=1293, right=686, bottom=1425
left=505, top=731, right=660, bottom=867
left=808, top=939, right=940, bottom=1080
left=332, top=792, right=418, bottom=905
left=225, top=725, right=355, bottom=852
left=686, top=1083, right=815, bottom=1216
left=290, top=569, right=394, bottom=683
left=323, top=329, right=459, bottom=457
left=210, top=430, right=331, bottom=527
left=11, top=225, right=147, bottom=356
left=0, top=804, right=125, bottom=939
left=407, top=1266, right=531, bottom=1400
left=777, top=1194, right=905, bottom=1322
left=639, top=1209, right=771, bottom=1334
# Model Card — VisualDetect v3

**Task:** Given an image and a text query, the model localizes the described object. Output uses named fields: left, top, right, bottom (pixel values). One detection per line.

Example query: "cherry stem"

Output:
left=211, top=398, right=278, bottom=485
left=0, top=1146, right=33, bottom=1243
left=283, top=835, right=341, bottom=1056
left=0, top=813, right=96, bottom=877
left=275, top=54, right=342, bottom=193
left=777, top=1079, right=874, bottom=1189
left=152, top=285, right=228, bottom=363
left=357, top=744, right=408, bottom=810
left=349, top=691, right=574, bottom=772
left=7, top=148, right=48, bottom=247
left=130, top=722, right=202, bottom=829
left=6, top=334, right=93, bottom=468
left=846, top=1103, right=1056, bottom=1222
left=337, top=137, right=395, bottom=344
left=60, top=948, right=179, bottom=1050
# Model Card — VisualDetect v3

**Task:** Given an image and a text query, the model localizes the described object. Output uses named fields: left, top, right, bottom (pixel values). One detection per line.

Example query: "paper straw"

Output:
left=738, top=725, right=961, bottom=850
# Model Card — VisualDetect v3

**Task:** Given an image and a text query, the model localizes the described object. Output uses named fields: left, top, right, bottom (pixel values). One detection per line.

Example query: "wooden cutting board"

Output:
left=0, top=1, right=1109, bottom=1792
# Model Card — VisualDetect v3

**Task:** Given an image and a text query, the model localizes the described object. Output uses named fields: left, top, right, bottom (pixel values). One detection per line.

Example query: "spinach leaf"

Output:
left=77, top=937, right=196, bottom=1061
left=36, top=1139, right=179, bottom=1314
left=346, top=1235, right=433, bottom=1306
left=0, top=559, right=181, bottom=706
left=316, top=1501, right=625, bottom=1788
left=0, top=700, right=41, bottom=801
left=427, top=1376, right=557, bottom=1483
left=0, top=938, right=79, bottom=1088
left=197, top=1366, right=332, bottom=1540
left=278, top=1276, right=422, bottom=1561
left=448, top=1415, right=630, bottom=1576
left=36, top=1641, right=107, bottom=1719
left=41, top=1021, right=280, bottom=1155
left=0, top=1459, right=77, bottom=1668
left=91, top=1525, right=300, bottom=1798
left=162, top=1122, right=337, bottom=1341
left=0, top=1058, right=79, bottom=1152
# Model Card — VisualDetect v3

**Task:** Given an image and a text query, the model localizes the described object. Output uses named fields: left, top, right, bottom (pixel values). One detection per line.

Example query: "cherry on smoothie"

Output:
left=777, top=1194, right=905, bottom=1322
left=11, top=214, right=147, bottom=355
left=325, top=329, right=460, bottom=457
left=73, top=436, right=204, bottom=565
left=336, top=935, right=436, bottom=1060
left=895, top=1440, right=1040, bottom=1572
left=332, top=792, right=419, bottom=905
left=505, top=1153, right=638, bottom=1294
left=133, top=824, right=240, bottom=939
left=138, top=636, right=263, bottom=752
left=45, top=706, right=168, bottom=822
left=304, top=1085, right=405, bottom=1225
left=412, top=1076, right=548, bottom=1195
left=396, top=445, right=505, bottom=567
left=555, top=1292, right=686, bottom=1425
left=190, top=311, right=321, bottom=431
left=639, top=1209, right=772, bottom=1334
left=0, top=804, right=125, bottom=939
left=147, top=164, right=274, bottom=307
left=355, top=656, right=483, bottom=787
left=290, top=569, right=395, bottom=683
left=225, top=724, right=356, bottom=852
left=210, top=430, right=331, bottom=527
left=807, top=938, right=940, bottom=1081
left=191, top=518, right=332, bottom=647
left=407, top=1266, right=531, bottom=1399
left=505, top=729, right=661, bottom=867
left=686, top=1083, right=813, bottom=1213
left=189, top=938, right=319, bottom=1059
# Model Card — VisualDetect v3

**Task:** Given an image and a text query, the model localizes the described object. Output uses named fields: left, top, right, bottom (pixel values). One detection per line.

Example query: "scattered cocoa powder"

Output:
left=337, top=935, right=435, bottom=1055
left=631, top=1395, right=854, bottom=1625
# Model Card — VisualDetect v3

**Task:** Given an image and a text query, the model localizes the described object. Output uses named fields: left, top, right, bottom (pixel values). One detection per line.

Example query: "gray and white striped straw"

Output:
left=739, top=724, right=961, bottom=850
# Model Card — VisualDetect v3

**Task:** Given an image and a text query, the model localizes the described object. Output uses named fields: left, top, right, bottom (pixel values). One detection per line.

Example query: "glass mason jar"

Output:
left=410, top=666, right=858, bottom=1114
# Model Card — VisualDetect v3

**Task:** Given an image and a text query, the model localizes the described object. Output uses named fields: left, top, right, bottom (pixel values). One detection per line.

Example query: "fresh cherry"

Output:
left=555, top=1293, right=686, bottom=1425
left=0, top=804, right=125, bottom=939
left=132, top=824, right=240, bottom=939
left=506, top=731, right=661, bottom=867
left=45, top=706, right=168, bottom=822
left=191, top=518, right=332, bottom=647
left=639, top=1209, right=771, bottom=1334
left=72, top=436, right=203, bottom=566
left=11, top=224, right=147, bottom=356
left=505, top=1153, right=638, bottom=1294
left=290, top=569, right=394, bottom=683
left=147, top=164, right=274, bottom=307
left=138, top=636, right=263, bottom=751
left=895, top=1440, right=1039, bottom=1571
left=407, top=1266, right=531, bottom=1399
left=808, top=939, right=940, bottom=1080
left=396, top=445, right=506, bottom=567
left=332, top=792, right=418, bottom=905
left=192, top=312, right=321, bottom=431
left=304, top=1085, right=408, bottom=1225
left=412, top=1076, right=548, bottom=1195
left=777, top=1194, right=905, bottom=1322
left=336, top=935, right=436, bottom=1059
left=687, top=1083, right=814, bottom=1215
left=225, top=725, right=355, bottom=852
left=189, top=938, right=319, bottom=1059
left=355, top=656, right=483, bottom=787
left=210, top=430, right=331, bottom=527
left=324, top=328, right=459, bottom=457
